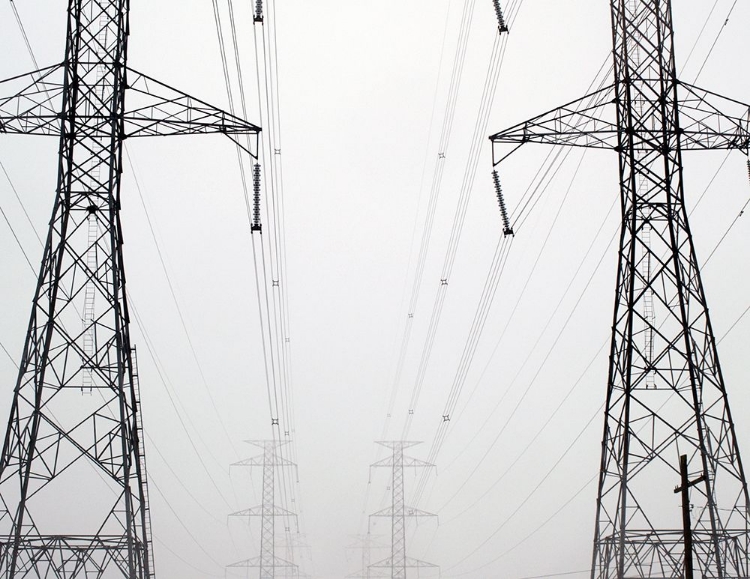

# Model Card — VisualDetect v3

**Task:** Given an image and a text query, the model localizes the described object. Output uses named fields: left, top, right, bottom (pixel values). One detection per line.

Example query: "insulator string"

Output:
left=252, top=163, right=262, bottom=232
left=492, top=0, right=509, bottom=33
left=492, top=169, right=513, bottom=236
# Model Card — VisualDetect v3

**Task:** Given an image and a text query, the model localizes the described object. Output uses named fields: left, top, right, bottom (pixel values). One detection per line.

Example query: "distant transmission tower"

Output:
left=490, top=1, right=750, bottom=577
left=230, top=440, right=299, bottom=578
left=369, top=442, right=437, bottom=578
left=0, top=0, right=259, bottom=577
left=274, top=533, right=310, bottom=579
left=277, top=533, right=311, bottom=579
left=347, top=534, right=387, bottom=579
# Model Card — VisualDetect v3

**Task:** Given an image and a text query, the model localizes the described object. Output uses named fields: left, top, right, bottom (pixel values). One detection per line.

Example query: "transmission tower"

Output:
left=276, top=533, right=311, bottom=579
left=347, top=534, right=387, bottom=579
left=274, top=533, right=311, bottom=579
left=490, top=1, right=750, bottom=577
left=368, top=442, right=437, bottom=578
left=229, top=440, right=299, bottom=578
left=0, top=0, right=259, bottom=577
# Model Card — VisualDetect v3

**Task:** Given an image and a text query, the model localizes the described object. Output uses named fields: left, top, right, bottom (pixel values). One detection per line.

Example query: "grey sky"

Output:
left=1, top=1, right=749, bottom=578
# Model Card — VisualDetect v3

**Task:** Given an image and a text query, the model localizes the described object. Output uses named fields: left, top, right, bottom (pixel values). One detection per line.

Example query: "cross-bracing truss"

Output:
left=490, top=2, right=750, bottom=578
left=0, top=1, right=259, bottom=577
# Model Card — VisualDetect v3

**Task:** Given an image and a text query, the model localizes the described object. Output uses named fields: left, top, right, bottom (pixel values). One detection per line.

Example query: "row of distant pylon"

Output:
left=241, top=440, right=438, bottom=579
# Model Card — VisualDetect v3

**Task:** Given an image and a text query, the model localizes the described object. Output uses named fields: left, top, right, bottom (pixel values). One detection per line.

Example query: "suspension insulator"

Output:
left=252, top=163, right=262, bottom=232
left=492, top=170, right=514, bottom=236
left=746, top=158, right=750, bottom=184
left=492, top=0, right=509, bottom=33
left=254, top=0, right=263, bottom=22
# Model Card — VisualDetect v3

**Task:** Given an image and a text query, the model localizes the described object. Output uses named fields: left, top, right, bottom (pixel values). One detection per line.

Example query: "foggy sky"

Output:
left=1, top=1, right=750, bottom=578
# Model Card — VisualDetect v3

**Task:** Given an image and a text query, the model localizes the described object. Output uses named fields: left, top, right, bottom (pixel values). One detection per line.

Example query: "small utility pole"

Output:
left=674, top=454, right=706, bottom=579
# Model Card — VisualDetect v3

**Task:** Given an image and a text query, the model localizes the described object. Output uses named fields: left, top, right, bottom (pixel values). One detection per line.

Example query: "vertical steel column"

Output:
left=391, top=444, right=406, bottom=579
left=261, top=441, right=276, bottom=579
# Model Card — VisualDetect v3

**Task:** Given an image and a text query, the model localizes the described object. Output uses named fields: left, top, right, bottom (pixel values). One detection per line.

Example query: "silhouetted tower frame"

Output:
left=0, top=1, right=259, bottom=577
left=490, top=1, right=750, bottom=578
left=230, top=440, right=298, bottom=578
left=369, top=442, right=437, bottom=579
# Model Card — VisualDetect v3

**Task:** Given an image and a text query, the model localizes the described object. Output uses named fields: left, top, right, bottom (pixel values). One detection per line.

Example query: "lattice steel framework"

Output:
left=0, top=1, right=259, bottom=577
left=347, top=534, right=387, bottom=579
left=229, top=440, right=298, bottom=578
left=490, top=1, right=750, bottom=578
left=368, top=442, right=436, bottom=579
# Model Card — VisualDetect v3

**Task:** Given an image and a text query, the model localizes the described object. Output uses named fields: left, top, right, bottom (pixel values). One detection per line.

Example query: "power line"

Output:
left=125, top=148, right=241, bottom=460
left=1, top=159, right=43, bottom=245
left=9, top=1, right=41, bottom=71
left=444, top=405, right=601, bottom=572
left=379, top=0, right=480, bottom=444
left=432, top=160, right=616, bottom=514
left=692, top=0, right=739, bottom=82
left=401, top=22, right=511, bottom=440
left=152, top=535, right=223, bottom=579
left=129, top=300, right=237, bottom=511
left=149, top=477, right=226, bottom=570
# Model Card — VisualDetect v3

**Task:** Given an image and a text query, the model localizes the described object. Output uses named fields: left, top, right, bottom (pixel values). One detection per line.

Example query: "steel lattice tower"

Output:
left=347, top=534, right=387, bottom=579
left=0, top=1, right=259, bottom=577
left=490, top=1, right=750, bottom=577
left=229, top=440, right=298, bottom=578
left=368, top=442, right=437, bottom=578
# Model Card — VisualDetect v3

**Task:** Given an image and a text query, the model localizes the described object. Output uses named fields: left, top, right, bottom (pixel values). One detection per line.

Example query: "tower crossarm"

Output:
left=491, top=82, right=750, bottom=166
left=489, top=85, right=619, bottom=162
left=231, top=455, right=264, bottom=467
left=0, top=65, right=65, bottom=136
left=369, top=455, right=434, bottom=470
left=229, top=505, right=298, bottom=518
left=122, top=69, right=260, bottom=149
left=227, top=554, right=297, bottom=568
left=231, top=454, right=296, bottom=471
left=369, top=555, right=438, bottom=569
left=0, top=65, right=260, bottom=156
left=677, top=82, right=750, bottom=152
left=369, top=506, right=436, bottom=518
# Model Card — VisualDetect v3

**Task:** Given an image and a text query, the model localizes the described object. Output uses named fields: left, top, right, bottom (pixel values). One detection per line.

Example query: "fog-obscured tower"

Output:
left=230, top=440, right=299, bottom=578
left=369, top=442, right=437, bottom=578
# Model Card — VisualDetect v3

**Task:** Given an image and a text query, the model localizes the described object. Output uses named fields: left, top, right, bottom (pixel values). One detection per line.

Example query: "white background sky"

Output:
left=1, top=1, right=750, bottom=578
